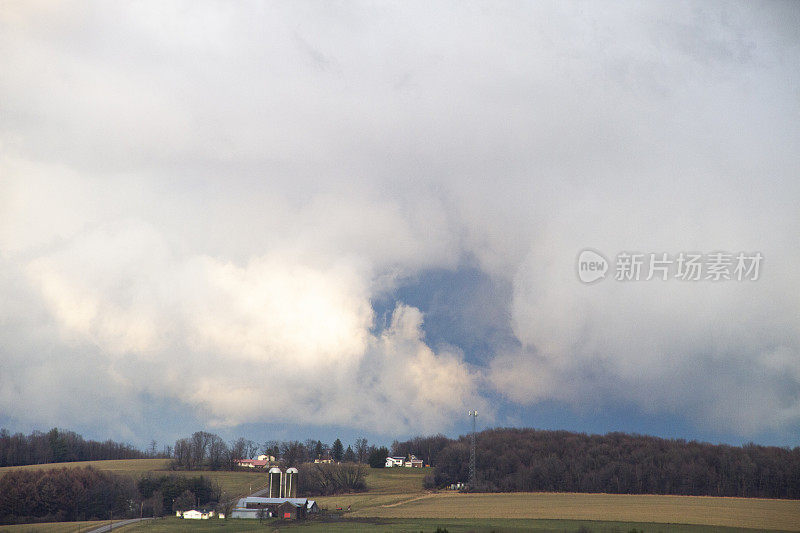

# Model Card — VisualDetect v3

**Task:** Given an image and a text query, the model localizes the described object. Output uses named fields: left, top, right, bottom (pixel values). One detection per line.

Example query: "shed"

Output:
left=276, top=500, right=306, bottom=520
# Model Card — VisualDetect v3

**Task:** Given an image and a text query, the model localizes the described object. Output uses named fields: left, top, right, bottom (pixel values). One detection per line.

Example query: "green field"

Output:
left=362, top=466, right=430, bottom=494
left=0, top=520, right=107, bottom=532
left=123, top=516, right=796, bottom=532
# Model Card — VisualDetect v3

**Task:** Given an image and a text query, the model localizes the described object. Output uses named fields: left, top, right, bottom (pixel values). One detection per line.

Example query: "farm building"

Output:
left=181, top=509, right=214, bottom=519
left=275, top=500, right=306, bottom=520
left=405, top=454, right=424, bottom=467
left=231, top=497, right=318, bottom=519
left=236, top=458, right=270, bottom=468
left=386, top=454, right=423, bottom=467
left=385, top=456, right=406, bottom=467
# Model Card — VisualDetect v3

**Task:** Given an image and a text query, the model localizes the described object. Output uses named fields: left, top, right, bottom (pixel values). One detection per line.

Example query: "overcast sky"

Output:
left=1, top=1, right=799, bottom=448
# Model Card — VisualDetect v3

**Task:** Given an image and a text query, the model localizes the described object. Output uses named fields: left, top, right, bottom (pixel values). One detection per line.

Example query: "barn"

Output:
left=275, top=500, right=306, bottom=520
left=231, top=496, right=318, bottom=519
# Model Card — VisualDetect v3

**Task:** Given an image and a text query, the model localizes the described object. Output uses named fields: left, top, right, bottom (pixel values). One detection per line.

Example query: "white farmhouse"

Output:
left=182, top=509, right=213, bottom=519
left=385, top=456, right=406, bottom=467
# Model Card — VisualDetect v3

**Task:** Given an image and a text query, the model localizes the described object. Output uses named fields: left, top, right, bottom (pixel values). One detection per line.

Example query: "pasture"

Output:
left=0, top=458, right=171, bottom=475
left=123, top=516, right=796, bottom=532
left=362, top=465, right=429, bottom=494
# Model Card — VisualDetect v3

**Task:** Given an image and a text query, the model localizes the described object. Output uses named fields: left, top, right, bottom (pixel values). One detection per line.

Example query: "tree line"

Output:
left=0, top=428, right=148, bottom=467
left=0, top=467, right=134, bottom=524
left=297, top=462, right=368, bottom=495
left=391, top=428, right=800, bottom=499
left=169, top=431, right=386, bottom=470
left=0, top=466, right=220, bottom=525
left=0, top=427, right=388, bottom=472
left=137, top=473, right=221, bottom=517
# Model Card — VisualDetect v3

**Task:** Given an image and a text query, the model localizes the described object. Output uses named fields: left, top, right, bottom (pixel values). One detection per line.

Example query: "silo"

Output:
left=284, top=467, right=298, bottom=498
left=268, top=467, right=282, bottom=498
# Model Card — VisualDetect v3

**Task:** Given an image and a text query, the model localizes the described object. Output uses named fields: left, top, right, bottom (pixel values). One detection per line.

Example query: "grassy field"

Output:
left=311, top=466, right=429, bottom=512
left=0, top=459, right=267, bottom=499
left=362, top=466, right=429, bottom=494
left=0, top=520, right=106, bottom=532
left=123, top=516, right=796, bottom=532
left=0, top=459, right=171, bottom=475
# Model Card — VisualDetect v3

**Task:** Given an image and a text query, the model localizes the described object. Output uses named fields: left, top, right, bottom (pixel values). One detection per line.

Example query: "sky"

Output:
left=1, top=1, right=799, bottom=450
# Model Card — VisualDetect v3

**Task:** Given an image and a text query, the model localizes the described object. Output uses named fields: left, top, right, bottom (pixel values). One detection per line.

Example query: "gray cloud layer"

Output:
left=1, top=1, right=798, bottom=441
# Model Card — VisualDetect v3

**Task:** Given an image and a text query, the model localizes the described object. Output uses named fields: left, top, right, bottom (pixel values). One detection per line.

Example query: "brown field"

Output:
left=314, top=468, right=800, bottom=531
left=342, top=491, right=800, bottom=531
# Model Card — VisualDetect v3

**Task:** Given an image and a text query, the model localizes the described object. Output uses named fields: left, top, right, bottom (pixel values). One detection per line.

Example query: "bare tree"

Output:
left=190, top=432, right=211, bottom=467
left=262, top=440, right=279, bottom=458
left=173, top=438, right=193, bottom=469
left=280, top=441, right=306, bottom=467
left=230, top=438, right=248, bottom=463
left=208, top=434, right=228, bottom=470
left=245, top=439, right=259, bottom=460
left=298, top=462, right=367, bottom=495
left=304, top=439, right=318, bottom=460
left=355, top=438, right=369, bottom=464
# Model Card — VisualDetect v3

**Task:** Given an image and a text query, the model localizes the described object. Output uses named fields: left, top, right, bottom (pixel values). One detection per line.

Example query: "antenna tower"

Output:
left=468, top=409, right=478, bottom=487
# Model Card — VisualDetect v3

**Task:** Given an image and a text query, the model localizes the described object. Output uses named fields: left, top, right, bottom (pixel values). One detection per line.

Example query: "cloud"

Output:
left=0, top=1, right=798, bottom=442
left=17, top=218, right=483, bottom=434
left=484, top=175, right=800, bottom=434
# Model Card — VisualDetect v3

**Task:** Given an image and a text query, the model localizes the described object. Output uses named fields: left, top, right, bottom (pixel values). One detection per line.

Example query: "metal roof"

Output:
left=236, top=497, right=316, bottom=510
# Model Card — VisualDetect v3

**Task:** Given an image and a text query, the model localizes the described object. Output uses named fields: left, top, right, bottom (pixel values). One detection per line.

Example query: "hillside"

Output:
left=305, top=467, right=800, bottom=531
left=2, top=461, right=799, bottom=531
left=346, top=492, right=800, bottom=531
left=394, top=428, right=800, bottom=498
left=0, top=459, right=267, bottom=499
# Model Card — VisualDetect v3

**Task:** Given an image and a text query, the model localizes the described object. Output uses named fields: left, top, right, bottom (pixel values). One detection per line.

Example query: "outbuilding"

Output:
left=231, top=497, right=317, bottom=519
left=276, top=500, right=306, bottom=520
left=181, top=509, right=213, bottom=519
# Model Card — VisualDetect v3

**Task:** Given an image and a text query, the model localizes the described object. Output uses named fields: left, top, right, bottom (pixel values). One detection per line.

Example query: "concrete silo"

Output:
left=284, top=467, right=298, bottom=498
left=268, top=467, right=282, bottom=498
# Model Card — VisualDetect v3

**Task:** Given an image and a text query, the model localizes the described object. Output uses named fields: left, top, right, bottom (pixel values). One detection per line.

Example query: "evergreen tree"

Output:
left=314, top=440, right=323, bottom=460
left=368, top=446, right=389, bottom=468
left=343, top=445, right=356, bottom=463
left=332, top=438, right=344, bottom=462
